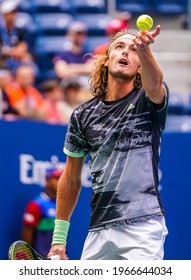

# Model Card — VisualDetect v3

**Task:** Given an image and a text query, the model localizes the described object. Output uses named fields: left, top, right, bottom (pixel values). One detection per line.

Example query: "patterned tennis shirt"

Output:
left=64, top=84, right=169, bottom=231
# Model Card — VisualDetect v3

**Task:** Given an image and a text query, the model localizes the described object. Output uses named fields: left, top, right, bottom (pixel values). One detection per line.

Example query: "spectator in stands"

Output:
left=60, top=78, right=83, bottom=109
left=4, top=64, right=46, bottom=120
left=94, top=12, right=132, bottom=55
left=39, top=79, right=72, bottom=125
left=21, top=167, right=62, bottom=258
left=0, top=68, right=18, bottom=119
left=53, top=21, right=93, bottom=86
left=0, top=0, right=38, bottom=73
left=45, top=78, right=84, bottom=124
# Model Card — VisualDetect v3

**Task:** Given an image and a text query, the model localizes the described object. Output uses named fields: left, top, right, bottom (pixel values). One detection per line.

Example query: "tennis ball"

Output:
left=136, top=14, right=153, bottom=31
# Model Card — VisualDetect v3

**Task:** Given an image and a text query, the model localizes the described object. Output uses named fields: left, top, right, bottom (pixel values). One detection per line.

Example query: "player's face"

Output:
left=105, top=38, right=140, bottom=80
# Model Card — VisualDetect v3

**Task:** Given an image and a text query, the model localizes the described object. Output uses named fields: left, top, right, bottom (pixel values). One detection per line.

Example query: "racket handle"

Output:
left=49, top=254, right=60, bottom=260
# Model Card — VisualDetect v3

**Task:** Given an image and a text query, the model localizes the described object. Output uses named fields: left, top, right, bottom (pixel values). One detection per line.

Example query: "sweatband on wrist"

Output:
left=51, top=219, right=70, bottom=246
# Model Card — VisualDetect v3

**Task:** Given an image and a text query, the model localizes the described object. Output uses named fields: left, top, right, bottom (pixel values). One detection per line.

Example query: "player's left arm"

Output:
left=134, top=25, right=166, bottom=105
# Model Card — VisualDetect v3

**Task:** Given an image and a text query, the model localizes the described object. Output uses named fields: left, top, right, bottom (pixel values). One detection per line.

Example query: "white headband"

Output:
left=107, top=34, right=136, bottom=55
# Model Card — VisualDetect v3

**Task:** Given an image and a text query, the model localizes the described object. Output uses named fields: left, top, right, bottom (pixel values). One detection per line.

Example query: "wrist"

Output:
left=52, top=219, right=70, bottom=246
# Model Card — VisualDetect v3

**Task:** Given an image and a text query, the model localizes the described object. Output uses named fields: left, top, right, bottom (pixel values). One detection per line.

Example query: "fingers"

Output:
left=134, top=25, right=161, bottom=49
left=48, top=244, right=69, bottom=260
left=150, top=25, right=161, bottom=38
left=133, top=34, right=152, bottom=49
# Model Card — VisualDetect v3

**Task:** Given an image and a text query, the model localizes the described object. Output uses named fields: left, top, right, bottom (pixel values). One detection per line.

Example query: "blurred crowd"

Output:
left=0, top=0, right=132, bottom=125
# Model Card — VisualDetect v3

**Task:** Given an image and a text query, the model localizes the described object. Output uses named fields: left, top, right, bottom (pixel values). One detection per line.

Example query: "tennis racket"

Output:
left=8, top=240, right=60, bottom=260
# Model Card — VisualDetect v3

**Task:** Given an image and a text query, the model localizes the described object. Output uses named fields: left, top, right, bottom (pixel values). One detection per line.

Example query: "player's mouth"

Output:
left=118, top=58, right=128, bottom=66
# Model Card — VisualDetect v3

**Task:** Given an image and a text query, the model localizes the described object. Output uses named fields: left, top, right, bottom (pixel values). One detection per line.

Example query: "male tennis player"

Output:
left=48, top=25, right=169, bottom=260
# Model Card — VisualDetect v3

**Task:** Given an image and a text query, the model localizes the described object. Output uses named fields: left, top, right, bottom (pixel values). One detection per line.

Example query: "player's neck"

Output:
left=105, top=80, right=134, bottom=101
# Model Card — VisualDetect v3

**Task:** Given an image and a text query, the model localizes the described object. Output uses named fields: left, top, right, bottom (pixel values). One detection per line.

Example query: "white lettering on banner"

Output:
left=19, top=154, right=92, bottom=188
left=20, top=154, right=163, bottom=190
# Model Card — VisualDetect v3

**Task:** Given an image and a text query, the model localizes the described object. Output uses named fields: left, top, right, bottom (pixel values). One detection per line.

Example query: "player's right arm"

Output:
left=48, top=155, right=85, bottom=260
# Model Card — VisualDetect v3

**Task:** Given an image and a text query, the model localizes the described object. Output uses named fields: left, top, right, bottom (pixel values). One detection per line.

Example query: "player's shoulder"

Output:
left=74, top=96, right=100, bottom=113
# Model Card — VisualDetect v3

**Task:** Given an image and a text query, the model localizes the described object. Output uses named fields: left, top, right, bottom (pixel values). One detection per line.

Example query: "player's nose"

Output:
left=122, top=46, right=130, bottom=55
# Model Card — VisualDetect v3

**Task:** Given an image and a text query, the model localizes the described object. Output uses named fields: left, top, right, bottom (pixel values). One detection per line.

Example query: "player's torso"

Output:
left=77, top=89, right=164, bottom=230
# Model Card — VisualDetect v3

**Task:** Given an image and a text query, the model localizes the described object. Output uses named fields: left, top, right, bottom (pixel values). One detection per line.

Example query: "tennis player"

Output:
left=48, top=25, right=169, bottom=260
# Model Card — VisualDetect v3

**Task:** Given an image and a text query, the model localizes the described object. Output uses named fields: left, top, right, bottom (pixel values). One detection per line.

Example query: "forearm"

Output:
left=56, top=170, right=82, bottom=221
left=51, top=156, right=84, bottom=250
left=13, top=104, right=46, bottom=120
left=54, top=60, right=92, bottom=78
left=135, top=27, right=165, bottom=104
left=69, top=61, right=93, bottom=75
left=138, top=47, right=163, bottom=95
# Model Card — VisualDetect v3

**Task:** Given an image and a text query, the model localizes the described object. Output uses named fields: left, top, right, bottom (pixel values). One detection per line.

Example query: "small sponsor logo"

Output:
left=127, top=103, right=135, bottom=112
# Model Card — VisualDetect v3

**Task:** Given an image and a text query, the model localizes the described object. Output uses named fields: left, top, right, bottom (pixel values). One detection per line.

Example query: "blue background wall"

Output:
left=0, top=119, right=191, bottom=260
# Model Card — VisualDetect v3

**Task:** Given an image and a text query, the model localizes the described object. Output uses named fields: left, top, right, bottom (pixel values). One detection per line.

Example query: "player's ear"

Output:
left=104, top=59, right=109, bottom=67
left=137, top=65, right=141, bottom=74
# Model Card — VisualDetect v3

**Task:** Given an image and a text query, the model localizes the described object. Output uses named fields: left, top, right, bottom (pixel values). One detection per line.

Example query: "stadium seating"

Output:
left=34, top=35, right=109, bottom=63
left=34, top=34, right=110, bottom=77
left=166, top=115, right=191, bottom=132
left=74, top=13, right=112, bottom=36
left=168, top=92, right=187, bottom=115
left=71, top=0, right=108, bottom=14
left=85, top=36, right=109, bottom=53
left=15, top=12, right=37, bottom=52
left=34, top=13, right=73, bottom=36
left=34, top=35, right=69, bottom=57
left=34, top=35, right=70, bottom=72
left=151, top=0, right=188, bottom=15
left=15, top=12, right=36, bottom=32
left=17, top=0, right=35, bottom=14
left=115, top=0, right=151, bottom=14
left=32, top=0, right=73, bottom=14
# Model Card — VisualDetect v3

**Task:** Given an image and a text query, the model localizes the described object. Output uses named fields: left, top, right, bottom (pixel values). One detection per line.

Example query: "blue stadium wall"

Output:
left=0, top=119, right=191, bottom=260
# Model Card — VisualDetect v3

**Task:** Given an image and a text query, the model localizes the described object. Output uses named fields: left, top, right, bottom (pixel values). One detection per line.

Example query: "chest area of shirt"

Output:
left=84, top=105, right=152, bottom=151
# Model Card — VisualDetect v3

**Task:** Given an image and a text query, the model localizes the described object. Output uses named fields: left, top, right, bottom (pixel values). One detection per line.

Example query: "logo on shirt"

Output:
left=127, top=103, right=135, bottom=112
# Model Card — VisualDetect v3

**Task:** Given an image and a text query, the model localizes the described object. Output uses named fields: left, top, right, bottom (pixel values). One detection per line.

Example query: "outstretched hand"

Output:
left=133, top=25, right=161, bottom=50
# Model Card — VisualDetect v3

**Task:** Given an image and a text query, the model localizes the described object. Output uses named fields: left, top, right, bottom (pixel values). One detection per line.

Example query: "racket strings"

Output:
left=13, top=244, right=36, bottom=260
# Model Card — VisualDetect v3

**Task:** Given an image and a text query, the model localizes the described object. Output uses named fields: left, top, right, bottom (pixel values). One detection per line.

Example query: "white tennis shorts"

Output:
left=80, top=216, right=168, bottom=260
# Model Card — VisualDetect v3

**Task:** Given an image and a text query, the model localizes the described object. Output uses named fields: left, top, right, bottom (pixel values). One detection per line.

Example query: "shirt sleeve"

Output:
left=147, top=82, right=169, bottom=130
left=64, top=109, right=89, bottom=157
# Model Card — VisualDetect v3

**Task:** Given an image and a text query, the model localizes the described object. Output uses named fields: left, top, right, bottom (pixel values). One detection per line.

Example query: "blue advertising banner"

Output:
left=159, top=132, right=191, bottom=260
left=0, top=119, right=191, bottom=260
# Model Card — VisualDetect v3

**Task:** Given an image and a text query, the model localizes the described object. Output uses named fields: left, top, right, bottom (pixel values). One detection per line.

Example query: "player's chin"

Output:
left=112, top=70, right=130, bottom=80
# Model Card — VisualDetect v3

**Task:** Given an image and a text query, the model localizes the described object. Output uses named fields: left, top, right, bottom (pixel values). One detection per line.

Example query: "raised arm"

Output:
left=134, top=25, right=166, bottom=104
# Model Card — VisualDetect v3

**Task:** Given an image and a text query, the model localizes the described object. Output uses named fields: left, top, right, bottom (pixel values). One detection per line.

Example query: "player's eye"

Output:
left=115, top=43, right=123, bottom=50
left=130, top=45, right=137, bottom=53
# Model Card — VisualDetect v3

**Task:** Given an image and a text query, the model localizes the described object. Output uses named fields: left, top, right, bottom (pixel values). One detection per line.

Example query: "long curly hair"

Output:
left=89, top=29, right=142, bottom=97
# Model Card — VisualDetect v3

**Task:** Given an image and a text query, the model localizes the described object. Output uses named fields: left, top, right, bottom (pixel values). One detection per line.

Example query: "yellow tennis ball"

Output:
left=136, top=14, right=153, bottom=31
